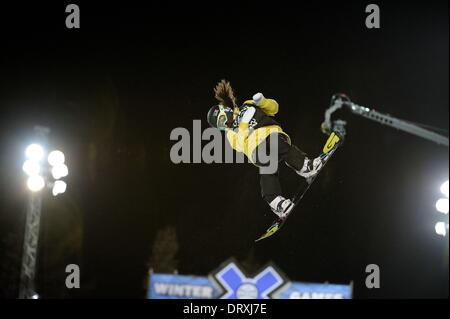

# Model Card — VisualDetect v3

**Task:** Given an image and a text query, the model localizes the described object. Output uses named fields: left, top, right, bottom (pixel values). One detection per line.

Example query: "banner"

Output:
left=148, top=273, right=221, bottom=299
left=148, top=260, right=352, bottom=299
left=273, top=282, right=352, bottom=299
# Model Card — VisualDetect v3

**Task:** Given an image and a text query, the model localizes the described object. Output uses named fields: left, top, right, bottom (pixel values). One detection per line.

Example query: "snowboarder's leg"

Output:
left=254, top=134, right=295, bottom=219
left=279, top=137, right=324, bottom=181
left=279, top=140, right=307, bottom=171
left=259, top=168, right=294, bottom=219
left=259, top=169, right=281, bottom=204
left=254, top=134, right=286, bottom=204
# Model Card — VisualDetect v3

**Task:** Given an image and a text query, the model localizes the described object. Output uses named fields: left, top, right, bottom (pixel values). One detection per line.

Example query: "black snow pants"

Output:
left=252, top=133, right=307, bottom=204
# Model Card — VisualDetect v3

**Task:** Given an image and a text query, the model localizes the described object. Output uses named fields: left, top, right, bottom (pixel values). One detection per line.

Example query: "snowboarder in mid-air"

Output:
left=207, top=80, right=326, bottom=220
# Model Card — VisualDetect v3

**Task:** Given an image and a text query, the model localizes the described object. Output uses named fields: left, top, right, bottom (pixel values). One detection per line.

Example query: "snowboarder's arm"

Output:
left=235, top=106, right=255, bottom=150
left=244, top=93, right=279, bottom=116
left=226, top=107, right=256, bottom=152
left=254, top=93, right=279, bottom=116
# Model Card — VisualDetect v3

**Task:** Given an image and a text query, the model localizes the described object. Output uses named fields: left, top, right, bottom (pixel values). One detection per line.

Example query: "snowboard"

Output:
left=255, top=131, right=343, bottom=242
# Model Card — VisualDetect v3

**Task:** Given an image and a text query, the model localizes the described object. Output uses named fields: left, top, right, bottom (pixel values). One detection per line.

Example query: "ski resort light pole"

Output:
left=19, top=126, right=69, bottom=299
left=434, top=180, right=449, bottom=237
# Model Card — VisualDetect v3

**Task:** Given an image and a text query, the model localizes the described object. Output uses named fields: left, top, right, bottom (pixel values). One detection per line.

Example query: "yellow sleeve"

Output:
left=243, top=98, right=279, bottom=116
left=258, top=98, right=279, bottom=116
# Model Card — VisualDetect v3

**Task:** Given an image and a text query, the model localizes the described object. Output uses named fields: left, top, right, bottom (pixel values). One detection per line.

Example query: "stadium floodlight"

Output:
left=434, top=180, right=449, bottom=237
left=26, top=175, right=45, bottom=192
left=435, top=222, right=448, bottom=237
left=25, top=144, right=44, bottom=162
left=51, top=164, right=69, bottom=180
left=48, top=150, right=65, bottom=167
left=20, top=128, right=70, bottom=298
left=441, top=180, right=449, bottom=198
left=20, top=127, right=52, bottom=299
left=22, top=159, right=41, bottom=176
left=52, top=180, right=67, bottom=196
left=436, top=198, right=449, bottom=214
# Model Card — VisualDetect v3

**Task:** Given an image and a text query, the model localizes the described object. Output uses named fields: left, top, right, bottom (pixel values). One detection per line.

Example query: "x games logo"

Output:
left=211, top=259, right=287, bottom=299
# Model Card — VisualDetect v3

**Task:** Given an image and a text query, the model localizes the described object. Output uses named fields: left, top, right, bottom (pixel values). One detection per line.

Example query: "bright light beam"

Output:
left=52, top=181, right=67, bottom=196
left=48, top=150, right=65, bottom=166
left=22, top=160, right=41, bottom=176
left=441, top=180, right=449, bottom=198
left=51, top=164, right=69, bottom=180
left=435, top=222, right=448, bottom=236
left=25, top=144, right=44, bottom=161
left=26, top=175, right=45, bottom=192
left=436, top=198, right=449, bottom=214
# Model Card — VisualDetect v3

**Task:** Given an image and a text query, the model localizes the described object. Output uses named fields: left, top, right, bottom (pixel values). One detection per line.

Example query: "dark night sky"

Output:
left=0, top=1, right=448, bottom=298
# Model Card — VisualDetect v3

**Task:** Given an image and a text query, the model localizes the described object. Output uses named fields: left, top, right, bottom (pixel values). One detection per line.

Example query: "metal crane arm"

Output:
left=322, top=94, right=449, bottom=147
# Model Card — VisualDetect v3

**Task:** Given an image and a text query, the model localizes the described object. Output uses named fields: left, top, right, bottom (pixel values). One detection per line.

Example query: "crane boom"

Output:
left=322, top=94, right=449, bottom=147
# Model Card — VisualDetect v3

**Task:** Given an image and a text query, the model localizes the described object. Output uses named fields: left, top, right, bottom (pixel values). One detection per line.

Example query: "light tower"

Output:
left=19, top=126, right=69, bottom=299
left=435, top=180, right=449, bottom=237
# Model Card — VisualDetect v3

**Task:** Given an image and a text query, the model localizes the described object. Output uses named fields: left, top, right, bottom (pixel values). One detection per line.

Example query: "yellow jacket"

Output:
left=226, top=97, right=290, bottom=163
